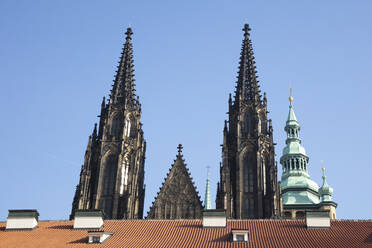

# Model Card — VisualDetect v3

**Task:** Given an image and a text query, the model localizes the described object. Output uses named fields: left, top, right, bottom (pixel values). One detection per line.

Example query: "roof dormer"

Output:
left=6, top=209, right=39, bottom=230
left=231, top=229, right=249, bottom=242
left=73, top=209, right=104, bottom=229
left=88, top=231, right=113, bottom=244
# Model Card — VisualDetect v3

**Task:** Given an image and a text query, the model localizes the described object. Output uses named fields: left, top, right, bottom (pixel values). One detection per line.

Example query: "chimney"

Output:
left=6, top=209, right=39, bottom=230
left=306, top=211, right=331, bottom=228
left=202, top=210, right=226, bottom=228
left=73, top=210, right=104, bottom=229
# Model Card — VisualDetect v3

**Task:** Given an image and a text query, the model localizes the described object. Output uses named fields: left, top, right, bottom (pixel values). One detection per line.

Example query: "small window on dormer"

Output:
left=88, top=231, right=113, bottom=244
left=92, top=236, right=100, bottom=243
left=236, top=234, right=244, bottom=241
left=232, top=230, right=249, bottom=242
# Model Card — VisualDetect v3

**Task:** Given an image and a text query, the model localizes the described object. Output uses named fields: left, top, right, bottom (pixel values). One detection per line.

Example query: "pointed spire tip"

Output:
left=125, top=27, right=133, bottom=40
left=243, top=24, right=251, bottom=38
left=177, top=144, right=183, bottom=156
left=289, top=87, right=293, bottom=106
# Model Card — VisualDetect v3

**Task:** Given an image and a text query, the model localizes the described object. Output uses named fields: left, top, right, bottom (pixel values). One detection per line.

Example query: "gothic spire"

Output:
left=110, top=27, right=136, bottom=105
left=234, top=24, right=261, bottom=107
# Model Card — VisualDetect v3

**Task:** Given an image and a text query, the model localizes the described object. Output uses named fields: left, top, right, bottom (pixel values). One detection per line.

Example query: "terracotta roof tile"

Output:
left=0, top=219, right=371, bottom=248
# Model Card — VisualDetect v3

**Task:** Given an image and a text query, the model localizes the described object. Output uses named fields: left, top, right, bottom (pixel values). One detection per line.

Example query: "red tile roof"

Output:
left=0, top=219, right=371, bottom=248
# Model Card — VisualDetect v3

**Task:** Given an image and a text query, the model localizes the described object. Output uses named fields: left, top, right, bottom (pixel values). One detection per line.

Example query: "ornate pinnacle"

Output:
left=93, top=123, right=97, bottom=135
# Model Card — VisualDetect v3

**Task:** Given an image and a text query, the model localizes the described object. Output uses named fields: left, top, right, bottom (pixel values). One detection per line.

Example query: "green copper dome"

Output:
left=319, top=168, right=334, bottom=202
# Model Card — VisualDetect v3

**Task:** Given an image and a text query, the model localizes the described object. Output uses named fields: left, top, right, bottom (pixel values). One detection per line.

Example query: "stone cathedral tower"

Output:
left=216, top=24, right=281, bottom=219
left=70, top=28, right=146, bottom=220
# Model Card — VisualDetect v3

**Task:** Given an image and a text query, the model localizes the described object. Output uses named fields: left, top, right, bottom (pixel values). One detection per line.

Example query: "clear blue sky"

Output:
left=1, top=0, right=371, bottom=220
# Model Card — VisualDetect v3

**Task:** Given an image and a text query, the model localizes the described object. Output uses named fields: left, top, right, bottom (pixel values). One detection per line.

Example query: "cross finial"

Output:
left=177, top=144, right=183, bottom=156
left=243, top=24, right=251, bottom=38
left=125, top=27, right=133, bottom=40
left=206, top=165, right=211, bottom=178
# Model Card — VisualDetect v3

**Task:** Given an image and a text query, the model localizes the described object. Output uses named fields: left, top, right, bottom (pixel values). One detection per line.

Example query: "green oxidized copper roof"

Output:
left=282, top=142, right=307, bottom=157
left=282, top=104, right=306, bottom=158
left=204, top=169, right=212, bottom=210
left=282, top=190, right=320, bottom=205
left=286, top=104, right=300, bottom=127
left=280, top=95, right=320, bottom=207
left=281, top=172, right=319, bottom=193
left=319, top=168, right=334, bottom=202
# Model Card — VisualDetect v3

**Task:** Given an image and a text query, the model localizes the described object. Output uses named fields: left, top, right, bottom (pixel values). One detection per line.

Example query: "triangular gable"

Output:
left=147, top=145, right=203, bottom=219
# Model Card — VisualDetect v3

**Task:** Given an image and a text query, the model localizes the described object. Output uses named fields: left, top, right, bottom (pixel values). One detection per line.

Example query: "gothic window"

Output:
left=124, top=116, right=136, bottom=138
left=166, top=204, right=170, bottom=219
left=243, top=152, right=254, bottom=193
left=120, top=157, right=130, bottom=194
left=244, top=112, right=252, bottom=134
left=124, top=118, right=131, bottom=137
left=257, top=118, right=261, bottom=134
left=102, top=156, right=117, bottom=196
left=111, top=115, right=121, bottom=139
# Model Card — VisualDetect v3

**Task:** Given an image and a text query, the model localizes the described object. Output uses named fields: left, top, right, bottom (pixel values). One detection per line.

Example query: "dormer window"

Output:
left=88, top=231, right=113, bottom=244
left=232, top=230, right=249, bottom=242
left=92, top=236, right=100, bottom=243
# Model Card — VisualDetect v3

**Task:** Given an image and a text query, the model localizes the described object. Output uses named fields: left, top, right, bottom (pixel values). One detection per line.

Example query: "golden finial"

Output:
left=288, top=87, right=293, bottom=105
left=321, top=160, right=325, bottom=176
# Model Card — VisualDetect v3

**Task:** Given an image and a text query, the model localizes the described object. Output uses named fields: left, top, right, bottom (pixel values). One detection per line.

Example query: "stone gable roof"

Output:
left=147, top=144, right=203, bottom=219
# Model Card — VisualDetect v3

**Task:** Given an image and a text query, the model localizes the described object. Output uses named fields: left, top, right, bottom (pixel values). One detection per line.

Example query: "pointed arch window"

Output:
left=124, top=116, right=136, bottom=138
left=257, top=118, right=261, bottom=134
left=112, top=115, right=122, bottom=139
left=120, top=157, right=130, bottom=194
left=262, top=157, right=266, bottom=195
left=102, top=156, right=117, bottom=196
left=244, top=112, right=252, bottom=134
left=243, top=152, right=254, bottom=193
left=124, top=118, right=131, bottom=137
